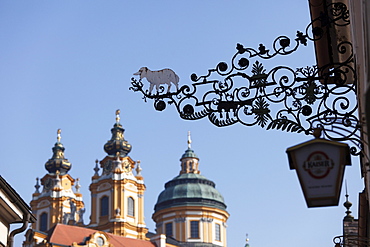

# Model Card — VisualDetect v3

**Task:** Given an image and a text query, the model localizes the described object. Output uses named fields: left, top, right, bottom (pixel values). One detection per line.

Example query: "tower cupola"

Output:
left=45, top=129, right=71, bottom=175
left=31, top=129, right=85, bottom=233
left=103, top=109, right=132, bottom=156
left=153, top=133, right=229, bottom=246
left=88, top=109, right=147, bottom=239
left=180, top=131, right=200, bottom=174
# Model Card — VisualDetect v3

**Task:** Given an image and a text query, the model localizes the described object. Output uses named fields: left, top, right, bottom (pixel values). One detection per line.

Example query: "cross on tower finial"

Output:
left=187, top=131, right=192, bottom=149
left=57, top=129, right=61, bottom=143
left=116, top=109, right=121, bottom=123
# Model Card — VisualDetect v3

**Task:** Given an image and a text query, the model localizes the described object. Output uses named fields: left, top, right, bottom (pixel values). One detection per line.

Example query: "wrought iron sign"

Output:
left=130, top=1, right=361, bottom=155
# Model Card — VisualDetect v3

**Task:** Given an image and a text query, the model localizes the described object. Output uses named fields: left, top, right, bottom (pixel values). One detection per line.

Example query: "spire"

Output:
left=180, top=131, right=198, bottom=159
left=245, top=233, right=250, bottom=247
left=93, top=159, right=100, bottom=177
left=343, top=181, right=354, bottom=222
left=34, top=178, right=40, bottom=194
left=180, top=131, right=200, bottom=174
left=75, top=178, right=81, bottom=193
left=187, top=131, right=192, bottom=149
left=136, top=160, right=142, bottom=176
left=104, top=109, right=132, bottom=156
left=45, top=129, right=72, bottom=175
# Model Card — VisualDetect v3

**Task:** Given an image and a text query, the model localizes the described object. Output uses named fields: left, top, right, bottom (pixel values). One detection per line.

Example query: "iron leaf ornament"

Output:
left=130, top=1, right=362, bottom=156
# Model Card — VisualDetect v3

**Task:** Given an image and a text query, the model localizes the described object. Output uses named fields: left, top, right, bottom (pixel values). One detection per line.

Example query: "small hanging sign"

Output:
left=286, top=137, right=351, bottom=207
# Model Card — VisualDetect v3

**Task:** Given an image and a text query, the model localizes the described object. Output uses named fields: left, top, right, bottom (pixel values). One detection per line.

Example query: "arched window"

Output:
left=100, top=196, right=109, bottom=216
left=190, top=221, right=199, bottom=238
left=40, top=212, right=48, bottom=232
left=127, top=197, right=134, bottom=216
left=165, top=222, right=173, bottom=237
left=215, top=223, right=221, bottom=241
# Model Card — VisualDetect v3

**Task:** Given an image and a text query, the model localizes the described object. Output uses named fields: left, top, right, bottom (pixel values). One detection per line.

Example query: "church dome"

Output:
left=154, top=173, right=226, bottom=212
left=154, top=131, right=226, bottom=212
left=45, top=129, right=72, bottom=175
left=181, top=148, right=198, bottom=159
left=103, top=110, right=132, bottom=156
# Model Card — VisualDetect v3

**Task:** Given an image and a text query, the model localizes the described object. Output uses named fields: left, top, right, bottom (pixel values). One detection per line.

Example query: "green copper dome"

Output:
left=181, top=148, right=198, bottom=159
left=154, top=173, right=226, bottom=212
left=154, top=132, right=226, bottom=213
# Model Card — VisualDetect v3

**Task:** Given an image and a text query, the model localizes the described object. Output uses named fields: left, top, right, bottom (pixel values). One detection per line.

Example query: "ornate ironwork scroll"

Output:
left=333, top=235, right=370, bottom=247
left=130, top=1, right=361, bottom=155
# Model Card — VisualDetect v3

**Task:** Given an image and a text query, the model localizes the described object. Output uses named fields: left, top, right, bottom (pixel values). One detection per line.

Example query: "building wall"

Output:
left=349, top=0, right=370, bottom=242
left=0, top=176, right=35, bottom=247
left=0, top=185, right=24, bottom=247
left=153, top=206, right=229, bottom=247
left=88, top=156, right=147, bottom=239
left=0, top=221, right=8, bottom=247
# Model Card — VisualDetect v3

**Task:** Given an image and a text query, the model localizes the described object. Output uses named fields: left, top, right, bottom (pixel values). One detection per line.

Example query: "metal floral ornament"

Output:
left=130, top=1, right=361, bottom=156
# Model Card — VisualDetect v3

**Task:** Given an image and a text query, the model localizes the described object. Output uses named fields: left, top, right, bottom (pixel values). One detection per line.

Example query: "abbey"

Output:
left=23, top=110, right=229, bottom=247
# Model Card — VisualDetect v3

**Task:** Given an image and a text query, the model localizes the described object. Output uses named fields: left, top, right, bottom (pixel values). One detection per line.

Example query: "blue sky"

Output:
left=0, top=1, right=363, bottom=246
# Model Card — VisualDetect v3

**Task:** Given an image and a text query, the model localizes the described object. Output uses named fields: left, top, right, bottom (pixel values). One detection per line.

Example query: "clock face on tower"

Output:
left=96, top=237, right=104, bottom=246
left=104, top=160, right=113, bottom=174
left=123, top=160, right=131, bottom=173
left=44, top=178, right=53, bottom=190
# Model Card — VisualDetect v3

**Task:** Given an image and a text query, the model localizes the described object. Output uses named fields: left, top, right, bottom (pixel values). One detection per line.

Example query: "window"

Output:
left=190, top=221, right=199, bottom=238
left=40, top=212, right=48, bottom=232
left=100, top=196, right=109, bottom=216
left=165, top=222, right=173, bottom=237
left=215, top=223, right=221, bottom=241
left=127, top=197, right=134, bottom=216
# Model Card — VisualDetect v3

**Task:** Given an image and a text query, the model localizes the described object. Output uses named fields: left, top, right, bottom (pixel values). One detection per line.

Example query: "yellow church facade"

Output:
left=24, top=110, right=229, bottom=247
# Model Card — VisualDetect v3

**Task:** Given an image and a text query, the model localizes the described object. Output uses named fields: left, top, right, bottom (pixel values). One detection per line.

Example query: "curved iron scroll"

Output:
left=130, top=1, right=362, bottom=156
left=333, top=235, right=370, bottom=247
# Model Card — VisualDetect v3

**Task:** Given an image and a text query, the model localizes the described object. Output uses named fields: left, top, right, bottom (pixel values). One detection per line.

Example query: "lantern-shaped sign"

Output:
left=286, top=137, right=351, bottom=208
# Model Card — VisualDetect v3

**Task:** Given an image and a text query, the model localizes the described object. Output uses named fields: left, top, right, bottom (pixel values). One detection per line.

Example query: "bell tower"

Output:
left=88, top=110, right=147, bottom=239
left=30, top=129, right=85, bottom=232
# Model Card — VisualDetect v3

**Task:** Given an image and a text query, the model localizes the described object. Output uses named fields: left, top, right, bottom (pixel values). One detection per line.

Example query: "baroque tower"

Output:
left=88, top=110, right=147, bottom=239
left=25, top=112, right=229, bottom=247
left=30, top=129, right=85, bottom=233
left=152, top=132, right=229, bottom=247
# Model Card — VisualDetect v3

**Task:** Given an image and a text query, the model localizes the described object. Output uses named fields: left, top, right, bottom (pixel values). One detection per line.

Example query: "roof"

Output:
left=154, top=173, right=226, bottom=212
left=0, top=176, right=36, bottom=223
left=181, top=148, right=198, bottom=159
left=146, top=231, right=178, bottom=247
left=46, top=224, right=156, bottom=247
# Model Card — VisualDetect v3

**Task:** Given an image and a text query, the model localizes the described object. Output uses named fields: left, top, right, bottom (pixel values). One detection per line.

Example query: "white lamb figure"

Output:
left=133, top=67, right=179, bottom=94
